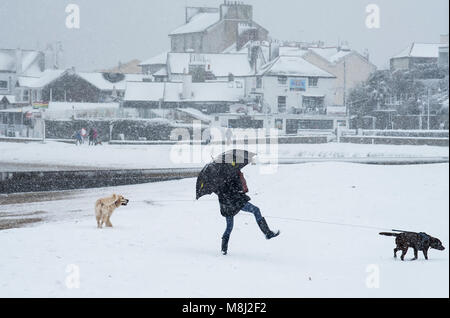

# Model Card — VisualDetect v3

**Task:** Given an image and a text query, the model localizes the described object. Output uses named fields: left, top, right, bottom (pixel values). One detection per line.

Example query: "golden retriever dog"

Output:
left=95, top=194, right=129, bottom=228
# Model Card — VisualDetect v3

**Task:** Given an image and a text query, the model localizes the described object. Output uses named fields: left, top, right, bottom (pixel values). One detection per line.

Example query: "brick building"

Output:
left=169, top=1, right=268, bottom=54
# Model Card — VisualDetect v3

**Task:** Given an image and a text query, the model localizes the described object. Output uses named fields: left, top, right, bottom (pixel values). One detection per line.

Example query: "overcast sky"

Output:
left=1, top=0, right=448, bottom=71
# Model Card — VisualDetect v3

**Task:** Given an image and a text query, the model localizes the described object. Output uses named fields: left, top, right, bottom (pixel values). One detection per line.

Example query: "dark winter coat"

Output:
left=217, top=166, right=250, bottom=217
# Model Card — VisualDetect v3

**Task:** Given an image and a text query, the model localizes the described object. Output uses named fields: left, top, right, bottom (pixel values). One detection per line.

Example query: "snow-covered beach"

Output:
left=0, top=162, right=448, bottom=297
left=0, top=141, right=448, bottom=170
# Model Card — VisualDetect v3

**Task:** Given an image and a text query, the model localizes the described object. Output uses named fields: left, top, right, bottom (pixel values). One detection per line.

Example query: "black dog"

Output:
left=379, top=231, right=445, bottom=261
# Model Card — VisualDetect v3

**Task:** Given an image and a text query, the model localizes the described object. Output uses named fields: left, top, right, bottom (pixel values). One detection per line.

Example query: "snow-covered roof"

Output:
left=393, top=43, right=441, bottom=59
left=190, top=82, right=244, bottom=102
left=18, top=69, right=65, bottom=88
left=0, top=49, right=43, bottom=74
left=258, top=56, right=335, bottom=78
left=153, top=68, right=168, bottom=77
left=169, top=12, right=220, bottom=35
left=124, top=82, right=165, bottom=102
left=124, top=81, right=244, bottom=103
left=224, top=41, right=271, bottom=64
left=308, top=47, right=353, bottom=63
left=77, top=73, right=144, bottom=91
left=141, top=52, right=255, bottom=77
left=0, top=95, right=16, bottom=104
left=163, top=82, right=183, bottom=102
left=279, top=46, right=308, bottom=57
left=168, top=52, right=253, bottom=77
left=48, top=102, right=119, bottom=111
left=177, top=107, right=212, bottom=123
left=18, top=70, right=144, bottom=90
left=139, top=52, right=169, bottom=66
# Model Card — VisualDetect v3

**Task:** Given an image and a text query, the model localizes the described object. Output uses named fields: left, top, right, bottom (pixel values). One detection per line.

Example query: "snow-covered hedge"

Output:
left=45, top=119, right=192, bottom=141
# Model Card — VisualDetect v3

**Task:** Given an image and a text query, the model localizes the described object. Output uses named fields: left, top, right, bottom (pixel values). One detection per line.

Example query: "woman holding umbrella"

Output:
left=196, top=150, right=280, bottom=255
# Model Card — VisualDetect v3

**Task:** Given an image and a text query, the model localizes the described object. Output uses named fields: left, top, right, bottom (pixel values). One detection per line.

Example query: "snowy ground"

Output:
left=0, top=141, right=448, bottom=170
left=0, top=162, right=448, bottom=297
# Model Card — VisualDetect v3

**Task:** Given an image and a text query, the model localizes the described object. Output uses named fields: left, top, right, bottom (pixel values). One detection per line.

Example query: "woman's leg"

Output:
left=241, top=202, right=279, bottom=239
left=223, top=216, right=234, bottom=238
left=241, top=202, right=263, bottom=222
left=222, top=216, right=234, bottom=255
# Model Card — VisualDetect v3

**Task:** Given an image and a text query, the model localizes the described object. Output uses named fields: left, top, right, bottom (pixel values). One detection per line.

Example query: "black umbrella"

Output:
left=213, top=149, right=256, bottom=170
left=196, top=149, right=256, bottom=200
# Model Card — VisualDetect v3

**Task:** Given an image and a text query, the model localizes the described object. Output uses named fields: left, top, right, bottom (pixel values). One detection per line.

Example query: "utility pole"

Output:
left=41, top=108, right=46, bottom=143
left=343, top=59, right=347, bottom=116
left=427, top=88, right=430, bottom=130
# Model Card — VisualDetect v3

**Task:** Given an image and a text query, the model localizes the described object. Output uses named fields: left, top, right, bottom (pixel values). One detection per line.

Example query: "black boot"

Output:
left=257, top=218, right=280, bottom=240
left=221, top=234, right=229, bottom=255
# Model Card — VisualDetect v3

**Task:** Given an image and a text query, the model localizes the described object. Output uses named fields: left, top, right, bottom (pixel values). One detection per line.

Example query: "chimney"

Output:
left=363, top=48, right=370, bottom=61
left=8, top=76, right=13, bottom=94
left=220, top=1, right=252, bottom=21
left=15, top=48, right=23, bottom=75
left=55, top=42, right=64, bottom=69
left=45, top=43, right=54, bottom=70
left=269, top=41, right=279, bottom=61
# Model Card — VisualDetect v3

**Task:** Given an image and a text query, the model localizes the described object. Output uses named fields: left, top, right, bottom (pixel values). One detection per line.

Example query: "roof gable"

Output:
left=169, top=12, right=220, bottom=36
left=393, top=43, right=440, bottom=58
left=139, top=52, right=169, bottom=66
left=258, top=56, right=335, bottom=78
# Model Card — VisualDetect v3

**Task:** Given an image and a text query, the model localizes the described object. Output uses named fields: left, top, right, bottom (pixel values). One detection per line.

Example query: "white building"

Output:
left=253, top=55, right=336, bottom=114
left=300, top=46, right=376, bottom=107
left=390, top=42, right=441, bottom=71
left=139, top=51, right=255, bottom=83
left=123, top=78, right=246, bottom=117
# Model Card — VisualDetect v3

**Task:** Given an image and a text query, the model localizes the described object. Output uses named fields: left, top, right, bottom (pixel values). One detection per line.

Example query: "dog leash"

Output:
left=135, top=199, right=393, bottom=232
left=263, top=215, right=392, bottom=232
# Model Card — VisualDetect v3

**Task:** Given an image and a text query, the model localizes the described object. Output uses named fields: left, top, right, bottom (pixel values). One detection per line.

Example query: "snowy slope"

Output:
left=0, top=163, right=448, bottom=297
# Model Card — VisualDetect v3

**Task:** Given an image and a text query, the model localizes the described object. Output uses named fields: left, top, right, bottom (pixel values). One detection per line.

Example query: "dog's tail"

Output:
left=379, top=232, right=400, bottom=237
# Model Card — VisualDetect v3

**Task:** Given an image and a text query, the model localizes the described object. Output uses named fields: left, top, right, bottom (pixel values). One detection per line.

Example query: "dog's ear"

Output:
left=114, top=195, right=121, bottom=206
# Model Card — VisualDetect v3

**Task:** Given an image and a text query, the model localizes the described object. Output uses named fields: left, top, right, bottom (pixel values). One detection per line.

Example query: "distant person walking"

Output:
left=73, top=130, right=83, bottom=146
left=88, top=128, right=94, bottom=146
left=80, top=128, right=87, bottom=144
left=93, top=128, right=99, bottom=145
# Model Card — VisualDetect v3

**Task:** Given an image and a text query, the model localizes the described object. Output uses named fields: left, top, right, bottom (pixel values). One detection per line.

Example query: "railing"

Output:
left=0, top=124, right=29, bottom=137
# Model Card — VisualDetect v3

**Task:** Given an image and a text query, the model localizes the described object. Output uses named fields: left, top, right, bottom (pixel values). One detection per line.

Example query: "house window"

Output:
left=0, top=81, right=7, bottom=89
left=278, top=76, right=287, bottom=85
left=275, top=118, right=283, bottom=130
left=256, top=76, right=262, bottom=89
left=308, top=77, right=318, bottom=87
left=277, top=96, right=286, bottom=113
left=302, top=96, right=325, bottom=114
left=22, top=89, right=29, bottom=102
